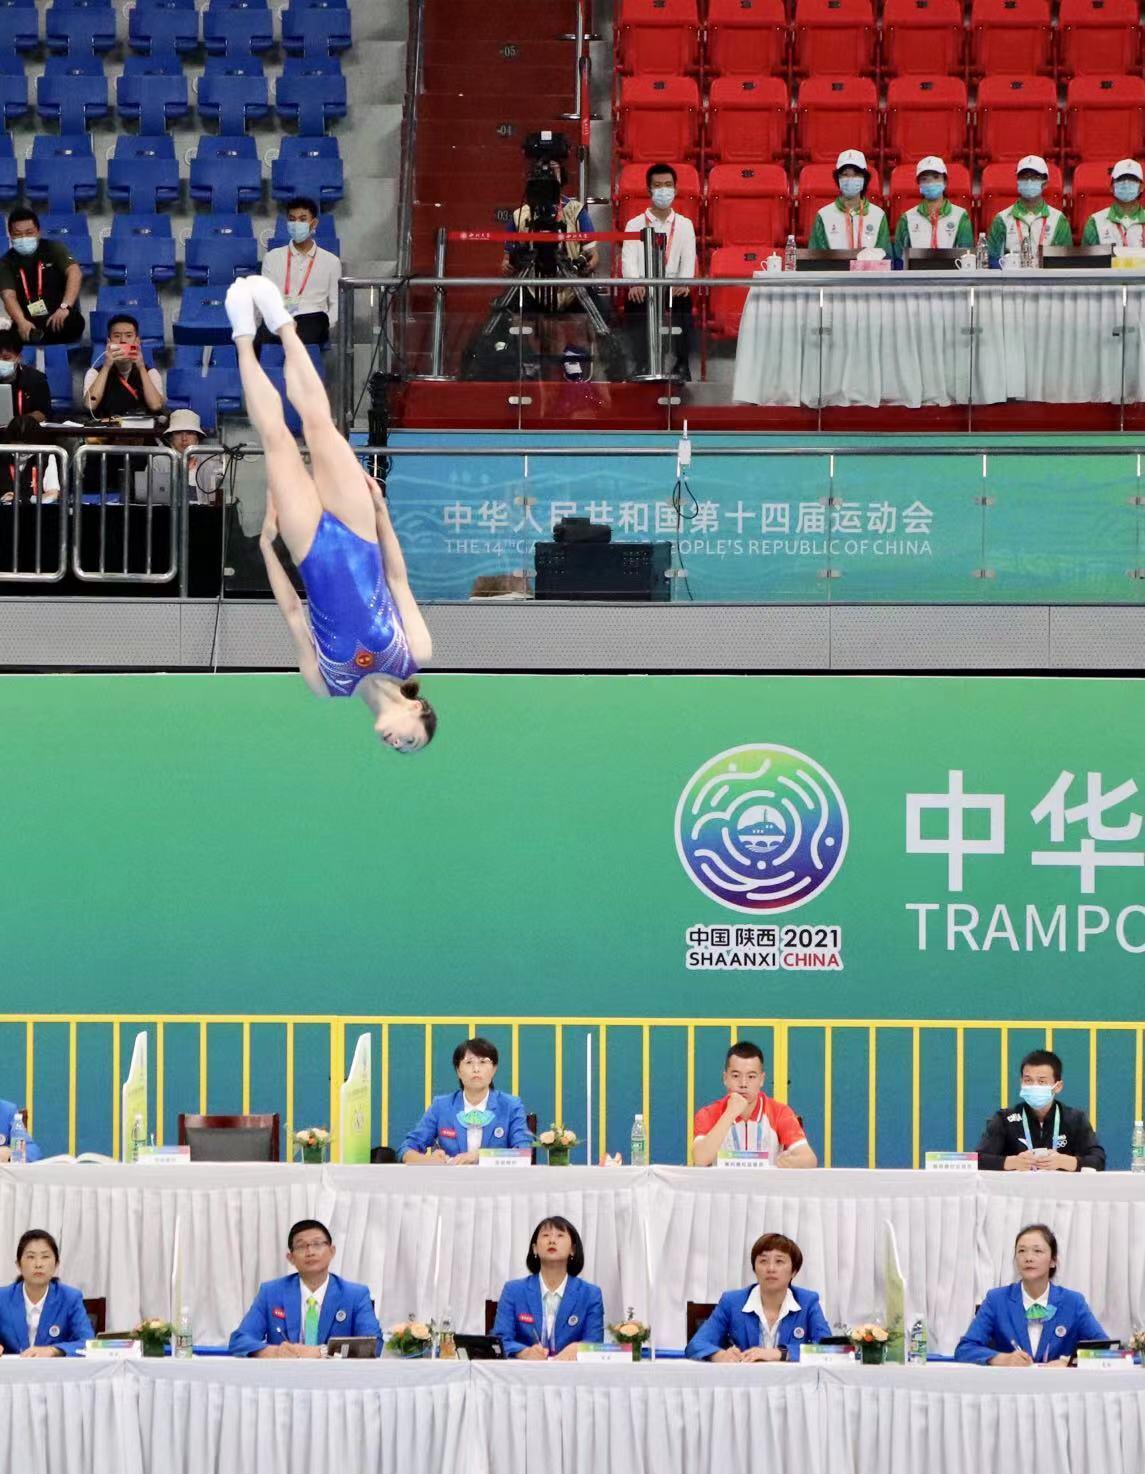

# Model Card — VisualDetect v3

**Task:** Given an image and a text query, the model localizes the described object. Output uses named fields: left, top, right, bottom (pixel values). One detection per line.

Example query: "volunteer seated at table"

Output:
left=975, top=1049, right=1104, bottom=1172
left=692, top=1041, right=816, bottom=1168
left=892, top=156, right=973, bottom=263
left=685, top=1231, right=830, bottom=1363
left=398, top=1035, right=533, bottom=1164
left=808, top=150, right=890, bottom=254
left=227, top=1218, right=381, bottom=1357
left=0, top=1098, right=40, bottom=1162
left=985, top=156, right=1072, bottom=265
left=1081, top=159, right=1145, bottom=247
left=492, top=1215, right=604, bottom=1359
left=954, top=1222, right=1106, bottom=1365
left=0, top=1230, right=93, bottom=1357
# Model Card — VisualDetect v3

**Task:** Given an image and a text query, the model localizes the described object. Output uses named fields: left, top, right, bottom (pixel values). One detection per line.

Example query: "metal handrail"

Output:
left=0, top=445, right=68, bottom=583
left=344, top=268, right=1145, bottom=290
left=72, top=443, right=181, bottom=584
left=395, top=0, right=425, bottom=283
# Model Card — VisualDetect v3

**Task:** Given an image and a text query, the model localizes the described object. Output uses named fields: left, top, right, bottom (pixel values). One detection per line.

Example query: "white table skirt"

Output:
left=732, top=281, right=1145, bottom=408
left=2, top=1164, right=1143, bottom=1353
left=0, top=1360, right=141, bottom=1474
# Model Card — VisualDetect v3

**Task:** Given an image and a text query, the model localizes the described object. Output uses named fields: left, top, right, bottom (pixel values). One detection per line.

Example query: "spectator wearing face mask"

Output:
left=809, top=150, right=890, bottom=254
left=260, top=197, right=340, bottom=348
left=1081, top=159, right=1145, bottom=248
left=985, top=157, right=1072, bottom=265
left=974, top=1049, right=1104, bottom=1172
left=0, top=207, right=85, bottom=347
left=0, top=327, right=52, bottom=504
left=893, top=156, right=973, bottom=264
left=621, top=162, right=697, bottom=380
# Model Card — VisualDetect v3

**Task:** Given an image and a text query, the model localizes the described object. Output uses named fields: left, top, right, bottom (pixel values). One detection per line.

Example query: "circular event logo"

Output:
left=675, top=744, right=849, bottom=914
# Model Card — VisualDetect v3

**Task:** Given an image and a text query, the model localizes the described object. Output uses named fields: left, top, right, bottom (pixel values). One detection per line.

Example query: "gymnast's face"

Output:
left=374, top=699, right=427, bottom=754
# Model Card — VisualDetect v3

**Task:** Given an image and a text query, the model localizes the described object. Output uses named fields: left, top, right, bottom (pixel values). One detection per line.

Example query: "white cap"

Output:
left=1016, top=155, right=1049, bottom=177
left=163, top=409, right=205, bottom=440
left=1111, top=158, right=1144, bottom=181
left=835, top=149, right=868, bottom=173
left=915, top=155, right=947, bottom=177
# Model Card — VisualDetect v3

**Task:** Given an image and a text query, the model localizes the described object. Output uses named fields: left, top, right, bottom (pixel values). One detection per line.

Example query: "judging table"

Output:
left=731, top=270, right=1145, bottom=408
left=3, top=1358, right=1145, bottom=1474
left=2, top=1164, right=1143, bottom=1354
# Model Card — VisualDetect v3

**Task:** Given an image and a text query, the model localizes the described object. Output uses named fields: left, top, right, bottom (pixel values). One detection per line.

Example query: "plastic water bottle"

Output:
left=784, top=234, right=797, bottom=272
left=1131, top=1120, right=1145, bottom=1173
left=975, top=232, right=989, bottom=271
left=1020, top=230, right=1035, bottom=268
left=630, top=1113, right=648, bottom=1166
left=174, top=1306, right=193, bottom=1359
left=907, top=1315, right=928, bottom=1364
left=438, top=1316, right=456, bottom=1360
left=130, top=1113, right=145, bottom=1165
left=9, top=1111, right=28, bottom=1164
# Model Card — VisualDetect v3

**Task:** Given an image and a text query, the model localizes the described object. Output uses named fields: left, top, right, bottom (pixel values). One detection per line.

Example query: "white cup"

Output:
left=765, top=254, right=783, bottom=272
left=1000, top=252, right=1022, bottom=271
left=954, top=253, right=976, bottom=271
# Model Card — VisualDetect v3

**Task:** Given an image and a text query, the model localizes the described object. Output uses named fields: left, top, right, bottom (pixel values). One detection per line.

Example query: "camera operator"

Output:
left=501, top=157, right=598, bottom=282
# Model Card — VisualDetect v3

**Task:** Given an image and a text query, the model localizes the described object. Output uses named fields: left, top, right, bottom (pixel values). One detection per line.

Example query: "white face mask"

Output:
left=650, top=186, right=675, bottom=210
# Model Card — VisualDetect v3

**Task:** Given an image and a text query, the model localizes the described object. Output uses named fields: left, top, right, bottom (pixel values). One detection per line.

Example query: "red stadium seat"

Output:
left=793, top=0, right=876, bottom=77
left=881, top=0, right=964, bottom=78
left=970, top=0, right=1053, bottom=78
left=888, top=160, right=974, bottom=230
left=615, top=161, right=702, bottom=236
left=708, top=246, right=775, bottom=337
left=707, top=76, right=790, bottom=164
left=706, top=0, right=788, bottom=78
left=795, top=160, right=884, bottom=241
left=979, top=160, right=1065, bottom=228
left=1064, top=76, right=1145, bottom=164
left=617, top=75, right=700, bottom=161
left=707, top=163, right=791, bottom=246
left=974, top=75, right=1059, bottom=164
left=616, top=0, right=700, bottom=75
left=1071, top=159, right=1120, bottom=232
left=884, top=76, right=969, bottom=165
left=1058, top=0, right=1141, bottom=79
left=795, top=75, right=878, bottom=163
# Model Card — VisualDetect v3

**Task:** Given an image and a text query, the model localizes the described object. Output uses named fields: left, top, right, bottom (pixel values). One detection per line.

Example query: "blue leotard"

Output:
left=298, top=512, right=418, bottom=697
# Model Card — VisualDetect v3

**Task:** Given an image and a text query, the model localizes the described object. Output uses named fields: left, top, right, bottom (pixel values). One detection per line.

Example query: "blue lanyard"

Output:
left=1020, top=1104, right=1060, bottom=1152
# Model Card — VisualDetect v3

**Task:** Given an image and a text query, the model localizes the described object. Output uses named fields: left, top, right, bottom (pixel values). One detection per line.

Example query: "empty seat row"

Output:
left=167, top=342, right=326, bottom=434
left=0, top=1, right=351, bottom=61
left=0, top=55, right=347, bottom=135
left=0, top=134, right=343, bottom=212
left=615, top=0, right=1143, bottom=79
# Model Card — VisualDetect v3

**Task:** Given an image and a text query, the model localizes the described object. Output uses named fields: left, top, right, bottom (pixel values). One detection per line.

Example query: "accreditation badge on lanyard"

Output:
left=646, top=211, right=676, bottom=274
left=284, top=248, right=316, bottom=310
left=1021, top=1104, right=1062, bottom=1152
left=21, top=260, right=47, bottom=317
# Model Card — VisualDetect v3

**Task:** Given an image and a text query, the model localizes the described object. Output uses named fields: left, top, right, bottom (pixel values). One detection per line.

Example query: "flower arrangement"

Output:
left=294, top=1127, right=331, bottom=1163
left=537, top=1124, right=578, bottom=1164
left=1129, top=1328, right=1145, bottom=1362
left=385, top=1317, right=433, bottom=1358
left=849, top=1323, right=889, bottom=1364
left=133, top=1319, right=173, bottom=1357
left=609, top=1308, right=651, bottom=1361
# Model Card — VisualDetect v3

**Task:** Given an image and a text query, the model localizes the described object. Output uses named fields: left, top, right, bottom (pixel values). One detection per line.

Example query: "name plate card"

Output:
left=1076, top=1349, right=1135, bottom=1370
left=478, top=1148, right=532, bottom=1168
left=797, top=1344, right=856, bottom=1361
left=576, top=1343, right=635, bottom=1362
left=715, top=1151, right=770, bottom=1169
left=924, top=1152, right=978, bottom=1172
left=84, top=1339, right=142, bottom=1360
left=135, top=1146, right=191, bottom=1166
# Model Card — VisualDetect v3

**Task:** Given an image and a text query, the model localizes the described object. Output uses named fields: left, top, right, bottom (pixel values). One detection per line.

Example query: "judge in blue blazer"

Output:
left=955, top=1221, right=1107, bottom=1365
left=687, top=1232, right=831, bottom=1363
left=228, top=1218, right=381, bottom=1357
left=493, top=1216, right=605, bottom=1359
left=399, top=1036, right=533, bottom=1164
left=0, top=1099, right=41, bottom=1162
left=0, top=1229, right=93, bottom=1357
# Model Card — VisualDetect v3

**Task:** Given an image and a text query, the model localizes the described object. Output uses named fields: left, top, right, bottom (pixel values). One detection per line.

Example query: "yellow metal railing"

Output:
left=3, top=1015, right=1142, bottom=1166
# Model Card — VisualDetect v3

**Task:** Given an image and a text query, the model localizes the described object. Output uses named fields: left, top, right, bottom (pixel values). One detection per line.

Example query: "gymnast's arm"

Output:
left=259, top=510, right=328, bottom=697
left=365, top=476, right=433, bottom=667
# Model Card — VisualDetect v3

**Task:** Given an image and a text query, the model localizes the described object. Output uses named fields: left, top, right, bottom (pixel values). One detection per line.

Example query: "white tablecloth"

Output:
left=732, top=278, right=1145, bottom=408
left=0, top=1360, right=141, bottom=1474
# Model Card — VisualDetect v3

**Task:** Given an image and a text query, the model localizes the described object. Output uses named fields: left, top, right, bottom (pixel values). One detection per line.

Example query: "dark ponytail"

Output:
left=400, top=679, right=437, bottom=745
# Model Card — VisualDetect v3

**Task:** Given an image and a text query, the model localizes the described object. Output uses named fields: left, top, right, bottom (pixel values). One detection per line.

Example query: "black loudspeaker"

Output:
left=534, top=540, right=672, bottom=601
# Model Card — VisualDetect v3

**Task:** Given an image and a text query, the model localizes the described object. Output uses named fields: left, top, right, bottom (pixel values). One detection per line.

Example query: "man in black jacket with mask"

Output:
left=976, top=1049, right=1105, bottom=1172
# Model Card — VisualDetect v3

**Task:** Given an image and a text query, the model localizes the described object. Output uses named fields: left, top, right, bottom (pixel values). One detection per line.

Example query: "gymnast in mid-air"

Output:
left=225, top=275, right=435, bottom=752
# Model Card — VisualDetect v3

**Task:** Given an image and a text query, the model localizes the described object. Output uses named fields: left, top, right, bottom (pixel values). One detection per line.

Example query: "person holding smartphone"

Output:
left=83, top=315, right=166, bottom=418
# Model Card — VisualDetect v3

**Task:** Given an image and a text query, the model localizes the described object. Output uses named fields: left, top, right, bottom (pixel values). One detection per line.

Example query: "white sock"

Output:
left=225, top=280, right=257, bottom=341
left=247, top=275, right=294, bottom=335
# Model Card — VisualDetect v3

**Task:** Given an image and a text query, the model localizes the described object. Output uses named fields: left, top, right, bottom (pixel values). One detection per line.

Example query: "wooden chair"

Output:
left=82, top=1297, right=106, bottom=1336
left=485, top=1298, right=499, bottom=1334
left=686, top=1300, right=716, bottom=1344
left=177, top=1113, right=279, bottom=1162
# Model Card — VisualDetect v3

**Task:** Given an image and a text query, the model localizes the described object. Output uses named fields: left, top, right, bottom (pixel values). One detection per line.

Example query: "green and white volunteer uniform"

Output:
left=1081, top=202, right=1145, bottom=247
left=808, top=198, right=890, bottom=253
left=893, top=199, right=973, bottom=262
left=986, top=200, right=1071, bottom=262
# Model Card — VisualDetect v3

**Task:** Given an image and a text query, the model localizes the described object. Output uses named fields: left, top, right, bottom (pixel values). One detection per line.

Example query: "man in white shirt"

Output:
left=622, top=162, right=697, bottom=380
left=259, top=196, right=340, bottom=349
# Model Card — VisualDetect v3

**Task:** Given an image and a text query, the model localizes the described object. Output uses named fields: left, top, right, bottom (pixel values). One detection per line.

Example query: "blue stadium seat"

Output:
left=26, top=135, right=98, bottom=212
left=0, top=133, right=17, bottom=202
left=107, top=135, right=181, bottom=211
left=174, top=285, right=232, bottom=345
left=116, top=54, right=192, bottom=133
left=202, top=1, right=273, bottom=57
left=197, top=59, right=270, bottom=132
left=0, top=6, right=39, bottom=53
left=188, top=135, right=262, bottom=211
left=45, top=4, right=117, bottom=55
left=40, top=344, right=75, bottom=416
left=0, top=54, right=28, bottom=126
left=271, top=137, right=343, bottom=206
left=185, top=214, right=259, bottom=284
left=275, top=57, right=347, bottom=136
left=267, top=211, right=340, bottom=256
left=282, top=2, right=352, bottom=58
left=41, top=213, right=94, bottom=276
left=92, top=285, right=165, bottom=351
left=37, top=58, right=109, bottom=132
left=103, top=214, right=177, bottom=285
left=263, top=367, right=304, bottom=434
left=128, top=0, right=199, bottom=56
